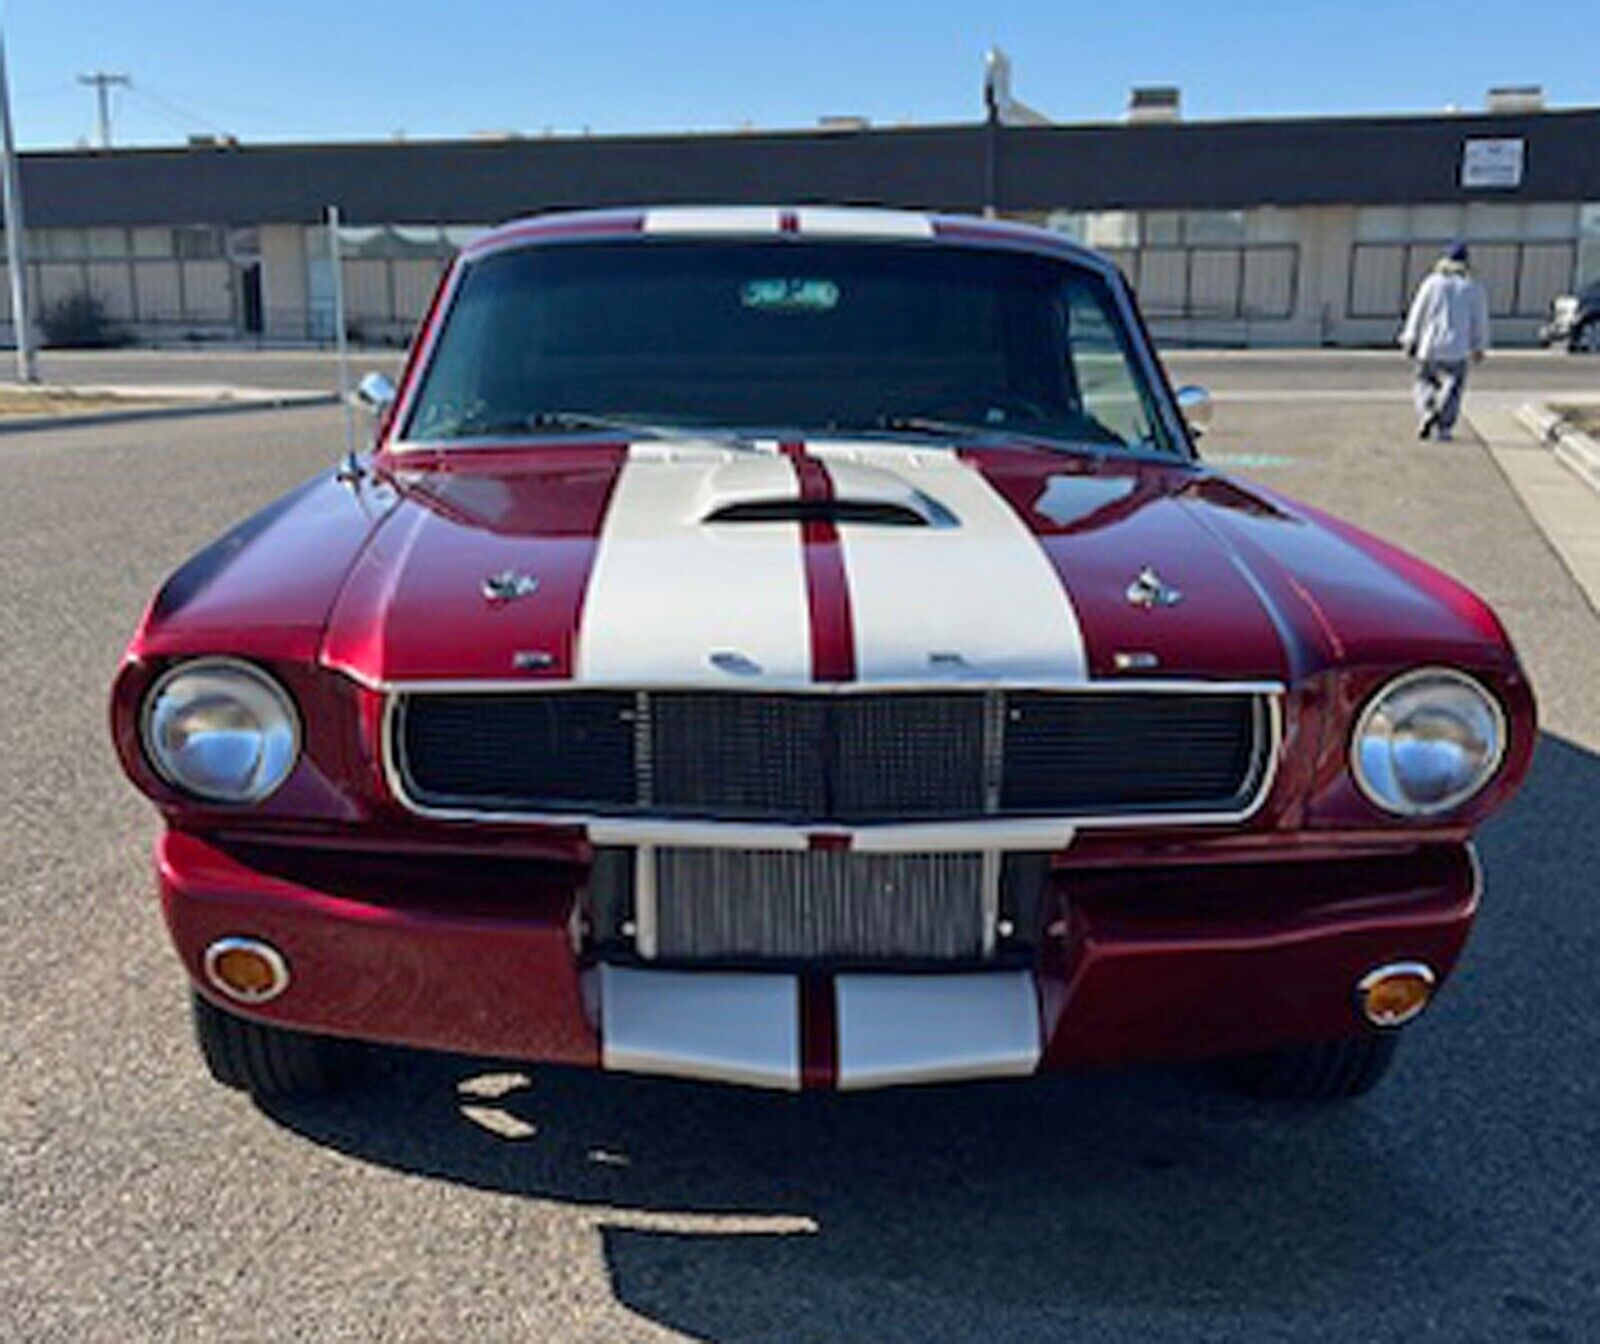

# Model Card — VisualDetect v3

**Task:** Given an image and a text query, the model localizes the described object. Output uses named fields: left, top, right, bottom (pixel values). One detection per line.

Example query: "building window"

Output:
left=1349, top=204, right=1582, bottom=319
left=1184, top=210, right=1247, bottom=245
left=85, top=227, right=128, bottom=259
left=1079, top=211, right=1140, bottom=249
left=1411, top=205, right=1464, bottom=241
left=1355, top=207, right=1407, bottom=242
left=131, top=228, right=176, bottom=258
left=1349, top=245, right=1406, bottom=318
left=1579, top=205, right=1600, bottom=287
left=30, top=229, right=86, bottom=260
left=1143, top=212, right=1182, bottom=246
left=1046, top=209, right=1297, bottom=321
left=173, top=226, right=224, bottom=260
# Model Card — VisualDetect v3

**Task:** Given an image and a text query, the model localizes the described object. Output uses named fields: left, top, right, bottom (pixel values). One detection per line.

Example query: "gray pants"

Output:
left=1413, top=359, right=1468, bottom=436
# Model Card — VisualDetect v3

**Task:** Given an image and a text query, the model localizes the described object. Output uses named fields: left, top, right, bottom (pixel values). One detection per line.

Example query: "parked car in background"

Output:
left=1541, top=279, right=1600, bottom=352
left=112, top=206, right=1535, bottom=1111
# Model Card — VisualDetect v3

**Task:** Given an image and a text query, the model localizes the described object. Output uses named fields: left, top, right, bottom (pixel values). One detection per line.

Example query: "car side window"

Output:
left=1061, top=283, right=1161, bottom=450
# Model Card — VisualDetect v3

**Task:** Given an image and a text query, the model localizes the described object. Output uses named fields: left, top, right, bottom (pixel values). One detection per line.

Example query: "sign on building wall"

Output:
left=1461, top=138, right=1525, bottom=190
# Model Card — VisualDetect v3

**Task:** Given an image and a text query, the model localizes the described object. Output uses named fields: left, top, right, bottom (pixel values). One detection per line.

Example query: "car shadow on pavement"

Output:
left=261, top=730, right=1598, bottom=1341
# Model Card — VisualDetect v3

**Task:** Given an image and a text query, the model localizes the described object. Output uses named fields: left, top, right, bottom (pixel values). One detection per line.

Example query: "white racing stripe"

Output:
left=795, top=207, right=934, bottom=238
left=577, top=443, right=813, bottom=685
left=641, top=206, right=935, bottom=239
left=808, top=444, right=1088, bottom=683
left=643, top=206, right=783, bottom=235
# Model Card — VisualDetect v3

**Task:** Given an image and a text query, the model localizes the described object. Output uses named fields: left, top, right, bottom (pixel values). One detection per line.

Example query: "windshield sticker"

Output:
left=740, top=278, right=841, bottom=312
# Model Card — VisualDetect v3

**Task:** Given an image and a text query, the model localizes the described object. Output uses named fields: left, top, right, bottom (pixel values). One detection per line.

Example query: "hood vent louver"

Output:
left=704, top=497, right=956, bottom=528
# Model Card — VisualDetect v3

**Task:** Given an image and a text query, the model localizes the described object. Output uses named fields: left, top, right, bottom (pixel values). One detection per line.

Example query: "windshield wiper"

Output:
left=869, top=413, right=1011, bottom=440
left=857, top=412, right=1108, bottom=456
left=443, top=409, right=764, bottom=453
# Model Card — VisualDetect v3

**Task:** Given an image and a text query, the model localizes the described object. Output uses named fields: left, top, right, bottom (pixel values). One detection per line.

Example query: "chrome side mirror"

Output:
left=1175, top=384, right=1213, bottom=439
left=355, top=371, right=397, bottom=417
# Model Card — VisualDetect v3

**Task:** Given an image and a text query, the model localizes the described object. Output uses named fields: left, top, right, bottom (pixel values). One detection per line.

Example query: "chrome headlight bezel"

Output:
left=1350, top=667, right=1507, bottom=817
left=140, top=657, right=302, bottom=805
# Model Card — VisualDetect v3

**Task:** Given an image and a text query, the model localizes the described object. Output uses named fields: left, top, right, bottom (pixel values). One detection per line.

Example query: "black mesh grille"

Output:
left=398, top=691, right=636, bottom=810
left=1002, top=692, right=1261, bottom=812
left=651, top=693, right=827, bottom=818
left=395, top=688, right=1267, bottom=821
left=831, top=694, right=985, bottom=818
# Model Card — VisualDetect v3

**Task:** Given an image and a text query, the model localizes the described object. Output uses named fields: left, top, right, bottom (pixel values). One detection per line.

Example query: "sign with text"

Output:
left=1461, top=138, right=1525, bottom=190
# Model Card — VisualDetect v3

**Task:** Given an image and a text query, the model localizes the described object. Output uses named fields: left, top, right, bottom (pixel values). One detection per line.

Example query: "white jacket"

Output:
left=1401, top=262, right=1490, bottom=364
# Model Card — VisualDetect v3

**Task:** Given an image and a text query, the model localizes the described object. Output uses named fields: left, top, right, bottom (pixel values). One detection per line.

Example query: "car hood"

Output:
left=313, top=438, right=1512, bottom=690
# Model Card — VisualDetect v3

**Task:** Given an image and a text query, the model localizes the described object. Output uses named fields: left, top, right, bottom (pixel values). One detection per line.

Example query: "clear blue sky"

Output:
left=6, top=0, right=1597, bottom=149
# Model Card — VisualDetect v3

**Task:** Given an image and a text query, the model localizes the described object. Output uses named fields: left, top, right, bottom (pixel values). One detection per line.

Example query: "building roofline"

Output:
left=17, top=102, right=1600, bottom=162
left=16, top=106, right=1600, bottom=229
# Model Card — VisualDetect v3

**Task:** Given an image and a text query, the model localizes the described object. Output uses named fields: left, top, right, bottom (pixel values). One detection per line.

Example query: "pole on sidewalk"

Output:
left=327, top=204, right=355, bottom=461
left=0, top=28, right=38, bottom=383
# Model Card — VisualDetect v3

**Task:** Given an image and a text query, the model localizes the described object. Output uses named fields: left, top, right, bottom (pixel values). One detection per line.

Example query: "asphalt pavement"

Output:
left=2, top=352, right=1598, bottom=1342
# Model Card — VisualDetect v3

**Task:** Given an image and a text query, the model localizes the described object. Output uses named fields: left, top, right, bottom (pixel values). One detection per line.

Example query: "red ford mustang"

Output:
left=111, top=207, right=1534, bottom=1103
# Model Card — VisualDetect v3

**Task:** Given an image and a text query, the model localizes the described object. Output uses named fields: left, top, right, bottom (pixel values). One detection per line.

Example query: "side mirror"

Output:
left=1175, top=384, right=1213, bottom=439
left=355, top=371, right=397, bottom=417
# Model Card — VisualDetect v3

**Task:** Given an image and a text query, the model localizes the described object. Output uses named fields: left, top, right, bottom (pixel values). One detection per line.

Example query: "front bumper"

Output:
left=160, top=831, right=1480, bottom=1090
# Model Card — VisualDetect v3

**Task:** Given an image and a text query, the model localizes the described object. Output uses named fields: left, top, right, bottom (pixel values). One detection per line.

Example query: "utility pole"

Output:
left=981, top=50, right=1002, bottom=219
left=77, top=70, right=128, bottom=149
left=0, top=27, right=37, bottom=381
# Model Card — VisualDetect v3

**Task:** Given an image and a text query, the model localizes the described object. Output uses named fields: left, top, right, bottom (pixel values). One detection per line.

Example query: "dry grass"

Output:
left=0, top=386, right=169, bottom=419
left=1554, top=405, right=1600, bottom=437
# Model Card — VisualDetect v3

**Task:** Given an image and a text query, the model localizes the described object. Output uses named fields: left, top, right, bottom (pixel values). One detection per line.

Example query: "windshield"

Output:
left=403, top=240, right=1177, bottom=456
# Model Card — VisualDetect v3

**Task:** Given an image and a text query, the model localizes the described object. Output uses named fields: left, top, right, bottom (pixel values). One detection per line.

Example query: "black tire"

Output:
left=191, top=992, right=356, bottom=1099
left=1571, top=319, right=1600, bottom=354
left=1223, top=1032, right=1400, bottom=1101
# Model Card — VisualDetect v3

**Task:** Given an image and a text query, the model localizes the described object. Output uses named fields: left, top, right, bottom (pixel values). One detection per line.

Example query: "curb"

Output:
left=1516, top=402, right=1600, bottom=494
left=0, top=391, right=338, bottom=437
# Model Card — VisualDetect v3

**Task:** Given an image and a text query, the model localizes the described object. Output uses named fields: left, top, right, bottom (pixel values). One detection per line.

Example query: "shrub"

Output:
left=39, top=292, right=126, bottom=348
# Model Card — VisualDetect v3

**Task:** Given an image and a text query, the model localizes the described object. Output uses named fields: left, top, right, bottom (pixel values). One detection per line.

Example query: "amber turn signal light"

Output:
left=1356, top=962, right=1435, bottom=1028
left=204, top=937, right=290, bottom=1004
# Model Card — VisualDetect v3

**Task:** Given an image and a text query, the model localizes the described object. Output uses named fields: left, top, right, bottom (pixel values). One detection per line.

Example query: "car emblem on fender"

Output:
left=482, top=570, right=540, bottom=604
left=1125, top=566, right=1183, bottom=610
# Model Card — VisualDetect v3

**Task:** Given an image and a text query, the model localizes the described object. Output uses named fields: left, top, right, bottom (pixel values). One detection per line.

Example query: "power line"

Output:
left=76, top=70, right=129, bottom=148
left=124, top=83, right=228, bottom=137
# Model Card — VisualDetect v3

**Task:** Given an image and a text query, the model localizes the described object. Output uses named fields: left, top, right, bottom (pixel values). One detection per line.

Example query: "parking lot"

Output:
left=3, top=349, right=1599, bottom=1341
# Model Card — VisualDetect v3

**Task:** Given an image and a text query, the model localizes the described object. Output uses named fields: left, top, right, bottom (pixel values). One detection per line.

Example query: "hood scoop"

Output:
left=698, top=457, right=959, bottom=529
left=704, top=496, right=951, bottom=527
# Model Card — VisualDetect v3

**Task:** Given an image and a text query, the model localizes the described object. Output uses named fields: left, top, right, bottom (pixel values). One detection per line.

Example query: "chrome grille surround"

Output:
left=381, top=680, right=1284, bottom=834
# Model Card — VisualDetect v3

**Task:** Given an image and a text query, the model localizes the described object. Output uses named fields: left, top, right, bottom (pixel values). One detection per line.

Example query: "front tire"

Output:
left=1571, top=319, right=1600, bottom=354
left=191, top=992, right=356, bottom=1099
left=1223, top=1033, right=1400, bottom=1101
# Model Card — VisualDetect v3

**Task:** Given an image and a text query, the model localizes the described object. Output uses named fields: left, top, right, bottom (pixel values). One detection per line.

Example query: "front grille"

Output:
left=652, top=848, right=988, bottom=962
left=587, top=846, right=1049, bottom=964
left=394, top=687, right=1270, bottom=823
left=649, top=692, right=985, bottom=819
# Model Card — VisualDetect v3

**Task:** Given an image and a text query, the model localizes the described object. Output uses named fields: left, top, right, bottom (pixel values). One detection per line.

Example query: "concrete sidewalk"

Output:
left=1471, top=403, right=1600, bottom=614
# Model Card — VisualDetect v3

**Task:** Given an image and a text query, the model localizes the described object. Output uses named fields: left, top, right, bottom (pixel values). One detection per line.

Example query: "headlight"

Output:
left=1352, top=669, right=1505, bottom=816
left=142, top=659, right=300, bottom=803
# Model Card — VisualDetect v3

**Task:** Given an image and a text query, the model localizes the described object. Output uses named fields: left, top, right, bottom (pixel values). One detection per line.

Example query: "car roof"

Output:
left=460, top=205, right=1114, bottom=274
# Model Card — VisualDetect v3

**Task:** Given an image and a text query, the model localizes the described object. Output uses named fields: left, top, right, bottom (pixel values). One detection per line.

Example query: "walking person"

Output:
left=1400, top=242, right=1490, bottom=442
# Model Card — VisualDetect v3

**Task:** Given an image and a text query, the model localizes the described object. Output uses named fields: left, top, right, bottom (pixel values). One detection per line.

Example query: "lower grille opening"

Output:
left=590, top=846, right=1047, bottom=967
